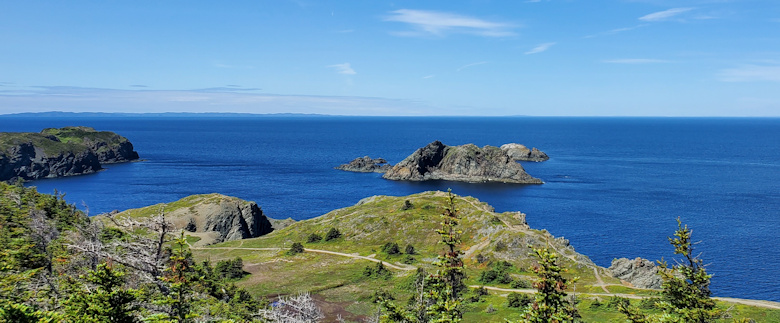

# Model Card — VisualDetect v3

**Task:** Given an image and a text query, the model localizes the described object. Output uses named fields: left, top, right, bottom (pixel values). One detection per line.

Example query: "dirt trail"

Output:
left=470, top=286, right=780, bottom=310
left=190, top=245, right=416, bottom=271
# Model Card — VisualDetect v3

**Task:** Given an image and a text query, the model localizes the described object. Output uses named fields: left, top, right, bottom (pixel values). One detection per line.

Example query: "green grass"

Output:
left=0, top=126, right=130, bottom=156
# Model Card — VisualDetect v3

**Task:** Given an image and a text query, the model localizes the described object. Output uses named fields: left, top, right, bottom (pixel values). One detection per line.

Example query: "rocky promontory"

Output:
left=110, top=193, right=286, bottom=246
left=0, top=126, right=140, bottom=182
left=382, top=141, right=543, bottom=184
left=336, top=156, right=392, bottom=173
left=609, top=257, right=663, bottom=289
left=500, top=143, right=549, bottom=162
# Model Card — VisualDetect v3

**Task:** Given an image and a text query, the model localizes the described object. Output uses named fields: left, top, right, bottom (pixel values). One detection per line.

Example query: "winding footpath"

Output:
left=189, top=242, right=780, bottom=310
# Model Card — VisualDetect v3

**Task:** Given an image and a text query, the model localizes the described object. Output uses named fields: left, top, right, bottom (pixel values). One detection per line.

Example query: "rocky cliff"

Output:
left=0, top=126, right=140, bottom=182
left=382, top=141, right=543, bottom=184
left=609, top=257, right=663, bottom=289
left=336, top=156, right=392, bottom=173
left=113, top=194, right=282, bottom=246
left=500, top=143, right=549, bottom=162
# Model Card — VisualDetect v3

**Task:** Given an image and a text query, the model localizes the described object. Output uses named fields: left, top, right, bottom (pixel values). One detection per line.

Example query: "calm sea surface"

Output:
left=2, top=116, right=778, bottom=301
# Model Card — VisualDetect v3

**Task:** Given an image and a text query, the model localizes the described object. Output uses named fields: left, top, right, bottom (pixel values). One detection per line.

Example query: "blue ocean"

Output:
left=2, top=116, right=778, bottom=302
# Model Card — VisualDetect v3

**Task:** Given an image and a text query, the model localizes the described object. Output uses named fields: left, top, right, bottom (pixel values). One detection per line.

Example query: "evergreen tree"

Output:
left=153, top=232, right=196, bottom=323
left=519, top=247, right=579, bottom=323
left=63, top=262, right=140, bottom=323
left=379, top=189, right=465, bottom=323
left=619, top=218, right=724, bottom=323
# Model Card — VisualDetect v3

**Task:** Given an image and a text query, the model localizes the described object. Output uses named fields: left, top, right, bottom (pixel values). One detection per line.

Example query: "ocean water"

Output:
left=2, top=116, right=778, bottom=301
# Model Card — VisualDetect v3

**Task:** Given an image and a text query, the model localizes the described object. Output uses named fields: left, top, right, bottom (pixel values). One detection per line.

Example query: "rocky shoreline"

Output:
left=0, top=126, right=140, bottom=182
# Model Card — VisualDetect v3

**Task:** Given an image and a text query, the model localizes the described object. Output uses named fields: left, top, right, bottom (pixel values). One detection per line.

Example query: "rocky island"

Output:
left=382, top=140, right=544, bottom=184
left=0, top=126, right=140, bottom=182
left=500, top=143, right=549, bottom=162
left=335, top=156, right=392, bottom=173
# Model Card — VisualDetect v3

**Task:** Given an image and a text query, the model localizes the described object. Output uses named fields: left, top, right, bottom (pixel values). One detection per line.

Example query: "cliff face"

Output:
left=0, top=126, right=140, bottom=182
left=113, top=194, right=279, bottom=246
left=382, top=141, right=543, bottom=184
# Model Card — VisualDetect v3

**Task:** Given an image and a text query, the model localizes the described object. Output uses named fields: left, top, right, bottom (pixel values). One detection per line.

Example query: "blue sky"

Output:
left=1, top=0, right=779, bottom=116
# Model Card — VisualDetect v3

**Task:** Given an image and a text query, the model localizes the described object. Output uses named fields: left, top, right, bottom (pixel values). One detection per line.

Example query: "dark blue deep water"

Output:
left=2, top=116, right=778, bottom=301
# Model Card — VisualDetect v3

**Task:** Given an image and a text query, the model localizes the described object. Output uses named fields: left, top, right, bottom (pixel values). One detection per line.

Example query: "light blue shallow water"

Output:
left=2, top=116, right=778, bottom=301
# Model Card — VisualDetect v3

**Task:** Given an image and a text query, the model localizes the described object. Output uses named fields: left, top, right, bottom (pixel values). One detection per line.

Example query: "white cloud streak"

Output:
left=639, top=8, right=694, bottom=21
left=525, top=42, right=556, bottom=55
left=384, top=9, right=516, bottom=37
left=327, top=63, right=356, bottom=75
left=456, top=61, right=487, bottom=72
left=603, top=58, right=670, bottom=64
left=0, top=87, right=434, bottom=115
left=718, top=65, right=780, bottom=82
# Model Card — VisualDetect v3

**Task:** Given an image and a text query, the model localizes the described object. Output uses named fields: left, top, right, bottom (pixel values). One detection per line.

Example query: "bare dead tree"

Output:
left=66, top=207, right=175, bottom=291
left=257, top=293, right=324, bottom=323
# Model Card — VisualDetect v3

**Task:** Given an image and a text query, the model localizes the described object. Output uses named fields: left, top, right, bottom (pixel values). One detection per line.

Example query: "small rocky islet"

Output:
left=337, top=140, right=549, bottom=184
left=0, top=126, right=140, bottom=182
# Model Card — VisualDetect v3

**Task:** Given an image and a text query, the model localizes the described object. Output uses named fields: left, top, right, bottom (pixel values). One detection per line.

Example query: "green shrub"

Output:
left=287, top=242, right=304, bottom=255
left=401, top=200, right=414, bottom=211
left=507, top=292, right=532, bottom=308
left=215, top=258, right=247, bottom=280
left=404, top=244, right=415, bottom=255
left=510, top=278, right=531, bottom=289
left=363, top=262, right=392, bottom=280
left=382, top=242, right=401, bottom=255
left=306, top=233, right=322, bottom=243
left=401, top=255, right=416, bottom=264
left=324, top=228, right=341, bottom=241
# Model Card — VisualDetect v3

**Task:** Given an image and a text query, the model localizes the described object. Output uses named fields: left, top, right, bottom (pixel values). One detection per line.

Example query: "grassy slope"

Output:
left=183, top=191, right=779, bottom=321
left=0, top=126, right=128, bottom=156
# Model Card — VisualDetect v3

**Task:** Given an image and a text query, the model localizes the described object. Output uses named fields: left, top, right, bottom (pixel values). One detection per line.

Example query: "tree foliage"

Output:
left=619, top=218, right=724, bottom=323
left=379, top=189, right=466, bottom=323
left=518, top=247, right=579, bottom=323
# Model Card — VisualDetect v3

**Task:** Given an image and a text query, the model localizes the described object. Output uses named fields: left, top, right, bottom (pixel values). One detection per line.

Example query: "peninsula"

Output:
left=0, top=126, right=140, bottom=182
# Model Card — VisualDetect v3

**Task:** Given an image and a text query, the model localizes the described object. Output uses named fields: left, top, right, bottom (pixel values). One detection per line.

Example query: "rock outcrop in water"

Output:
left=609, top=257, right=663, bottom=289
left=111, top=194, right=284, bottom=246
left=336, top=156, right=392, bottom=173
left=500, top=143, right=549, bottom=162
left=382, top=141, right=543, bottom=184
left=0, top=126, right=140, bottom=182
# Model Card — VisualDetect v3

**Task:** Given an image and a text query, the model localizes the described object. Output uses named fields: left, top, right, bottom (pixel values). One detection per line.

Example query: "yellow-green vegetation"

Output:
left=184, top=191, right=780, bottom=321
left=0, top=126, right=129, bottom=156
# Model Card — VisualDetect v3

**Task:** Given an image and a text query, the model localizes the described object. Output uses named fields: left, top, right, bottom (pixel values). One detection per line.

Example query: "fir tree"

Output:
left=619, top=218, right=724, bottom=323
left=519, top=247, right=579, bottom=323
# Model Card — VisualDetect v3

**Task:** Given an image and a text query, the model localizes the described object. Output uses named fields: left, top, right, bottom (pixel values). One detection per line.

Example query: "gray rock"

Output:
left=336, top=156, right=392, bottom=173
left=146, top=194, right=276, bottom=246
left=382, top=141, right=543, bottom=184
left=500, top=143, right=549, bottom=162
left=609, top=257, right=663, bottom=289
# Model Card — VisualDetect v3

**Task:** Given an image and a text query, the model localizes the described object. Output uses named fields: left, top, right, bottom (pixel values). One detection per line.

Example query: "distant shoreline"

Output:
left=2, top=111, right=778, bottom=119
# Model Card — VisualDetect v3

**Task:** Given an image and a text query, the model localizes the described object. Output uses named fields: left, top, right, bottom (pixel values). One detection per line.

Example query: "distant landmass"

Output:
left=0, top=126, right=140, bottom=182
left=0, top=111, right=334, bottom=118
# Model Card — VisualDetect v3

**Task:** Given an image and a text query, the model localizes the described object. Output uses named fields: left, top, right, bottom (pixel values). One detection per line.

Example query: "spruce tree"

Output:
left=520, top=247, right=579, bottom=323
left=619, top=218, right=724, bottom=323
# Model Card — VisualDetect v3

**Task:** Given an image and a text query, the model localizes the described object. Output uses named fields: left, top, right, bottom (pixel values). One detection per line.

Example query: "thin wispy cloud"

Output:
left=457, top=61, right=487, bottom=72
left=0, top=86, right=433, bottom=116
left=422, top=75, right=435, bottom=79
left=384, top=9, right=516, bottom=37
left=328, top=63, right=356, bottom=75
left=718, top=64, right=780, bottom=82
left=603, top=59, right=670, bottom=64
left=525, top=42, right=556, bottom=55
left=639, top=8, right=694, bottom=22
left=584, top=24, right=648, bottom=38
